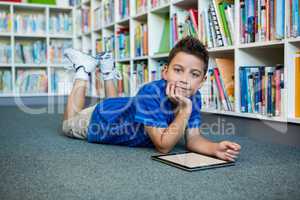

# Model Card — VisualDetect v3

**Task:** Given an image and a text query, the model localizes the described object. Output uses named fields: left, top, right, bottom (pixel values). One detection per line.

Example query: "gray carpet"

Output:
left=0, top=106, right=299, bottom=200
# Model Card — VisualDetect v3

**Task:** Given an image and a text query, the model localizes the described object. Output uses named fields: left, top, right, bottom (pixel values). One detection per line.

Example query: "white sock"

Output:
left=74, top=66, right=89, bottom=81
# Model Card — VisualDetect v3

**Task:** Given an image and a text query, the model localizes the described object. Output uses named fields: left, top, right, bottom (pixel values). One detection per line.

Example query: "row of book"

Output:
left=0, top=11, right=11, bottom=33
left=49, top=39, right=73, bottom=64
left=287, top=0, right=300, bottom=38
left=118, top=0, right=130, bottom=20
left=239, top=65, right=284, bottom=117
left=135, top=23, right=148, bottom=57
left=116, top=27, right=130, bottom=59
left=14, top=13, right=46, bottom=34
left=15, top=69, right=48, bottom=94
left=51, top=69, right=72, bottom=94
left=151, top=0, right=169, bottom=9
left=116, top=63, right=131, bottom=96
left=78, top=8, right=91, bottom=33
left=171, top=7, right=198, bottom=47
left=95, top=37, right=103, bottom=54
left=15, top=40, right=47, bottom=64
left=94, top=6, right=102, bottom=30
left=103, top=0, right=114, bottom=25
left=201, top=58, right=234, bottom=111
left=136, top=0, right=147, bottom=14
left=103, top=35, right=115, bottom=55
left=49, top=13, right=72, bottom=34
left=199, top=0, right=234, bottom=48
left=0, top=43, right=11, bottom=64
left=295, top=52, right=300, bottom=118
left=240, top=0, right=285, bottom=43
left=0, top=69, right=12, bottom=93
left=150, top=60, right=166, bottom=81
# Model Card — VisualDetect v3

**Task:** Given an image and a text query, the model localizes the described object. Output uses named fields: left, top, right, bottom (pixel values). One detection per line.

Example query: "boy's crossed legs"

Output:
left=62, top=49, right=120, bottom=139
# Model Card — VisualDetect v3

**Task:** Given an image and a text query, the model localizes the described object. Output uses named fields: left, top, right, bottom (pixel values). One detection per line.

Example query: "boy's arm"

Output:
left=144, top=108, right=191, bottom=154
left=186, top=128, right=241, bottom=161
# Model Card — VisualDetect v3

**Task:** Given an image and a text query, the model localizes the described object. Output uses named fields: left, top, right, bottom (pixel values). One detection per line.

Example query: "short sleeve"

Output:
left=134, top=84, right=169, bottom=128
left=187, top=91, right=202, bottom=128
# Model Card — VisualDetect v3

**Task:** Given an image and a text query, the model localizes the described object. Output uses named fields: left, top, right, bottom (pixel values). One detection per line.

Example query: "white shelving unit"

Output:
left=0, top=2, right=75, bottom=97
left=1, top=0, right=299, bottom=125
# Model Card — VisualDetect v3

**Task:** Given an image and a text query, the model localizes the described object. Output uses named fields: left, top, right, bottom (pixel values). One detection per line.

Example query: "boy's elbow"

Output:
left=155, top=146, right=171, bottom=154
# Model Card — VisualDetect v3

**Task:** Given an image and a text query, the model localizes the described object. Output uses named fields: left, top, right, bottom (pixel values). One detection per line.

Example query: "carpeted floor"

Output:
left=0, top=106, right=299, bottom=200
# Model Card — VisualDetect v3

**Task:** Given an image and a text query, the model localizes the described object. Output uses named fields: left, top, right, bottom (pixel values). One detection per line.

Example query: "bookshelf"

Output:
left=1, top=1, right=299, bottom=125
left=0, top=1, right=75, bottom=97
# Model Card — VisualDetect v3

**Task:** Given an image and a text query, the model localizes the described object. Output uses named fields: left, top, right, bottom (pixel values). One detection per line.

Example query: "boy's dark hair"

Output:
left=167, top=36, right=209, bottom=76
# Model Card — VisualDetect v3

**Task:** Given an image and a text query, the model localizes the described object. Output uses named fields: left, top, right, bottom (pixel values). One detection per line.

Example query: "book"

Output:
left=135, top=23, right=148, bottom=57
left=0, top=10, right=12, bottom=33
left=0, top=68, right=12, bottom=93
left=117, top=27, right=130, bottom=59
left=16, top=68, right=48, bottom=94
left=49, top=12, right=72, bottom=34
left=118, top=0, right=130, bottom=20
left=0, top=41, right=11, bottom=64
left=151, top=0, right=169, bottom=8
left=15, top=40, right=47, bottom=64
left=295, top=52, right=300, bottom=118
left=156, top=14, right=170, bottom=54
left=103, top=0, right=114, bottom=25
left=136, top=0, right=147, bottom=14
left=14, top=12, right=46, bottom=34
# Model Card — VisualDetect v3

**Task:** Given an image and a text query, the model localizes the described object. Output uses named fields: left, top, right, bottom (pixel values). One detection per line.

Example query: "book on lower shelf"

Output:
left=49, top=39, right=72, bottom=64
left=155, top=13, right=170, bottom=55
left=0, top=10, right=12, bottom=33
left=49, top=12, right=73, bottom=35
left=199, top=0, right=234, bottom=48
left=0, top=68, right=12, bottom=93
left=134, top=22, right=148, bottom=57
left=118, top=0, right=130, bottom=20
left=239, top=64, right=285, bottom=117
left=287, top=0, right=300, bottom=38
left=150, top=60, right=166, bottom=81
left=15, top=40, right=47, bottom=64
left=151, top=0, right=169, bottom=9
left=15, top=68, right=48, bottom=94
left=116, top=27, right=130, bottom=59
left=136, top=0, right=147, bottom=15
left=201, top=57, right=234, bottom=111
left=103, top=34, right=115, bottom=56
left=132, top=60, right=148, bottom=94
left=240, top=0, right=285, bottom=44
left=0, top=40, right=11, bottom=64
left=80, top=8, right=91, bottom=33
left=295, top=52, right=300, bottom=118
left=95, top=37, right=103, bottom=54
left=171, top=7, right=198, bottom=47
left=94, top=6, right=102, bottom=30
left=14, top=11, right=46, bottom=34
left=116, top=63, right=130, bottom=96
left=51, top=69, right=73, bottom=94
left=103, top=0, right=114, bottom=25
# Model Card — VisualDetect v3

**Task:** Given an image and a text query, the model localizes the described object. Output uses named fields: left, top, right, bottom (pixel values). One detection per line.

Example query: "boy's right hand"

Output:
left=166, top=81, right=192, bottom=115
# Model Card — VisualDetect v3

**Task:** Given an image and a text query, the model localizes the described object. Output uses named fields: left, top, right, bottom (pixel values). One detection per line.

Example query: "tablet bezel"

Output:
left=151, top=151, right=235, bottom=172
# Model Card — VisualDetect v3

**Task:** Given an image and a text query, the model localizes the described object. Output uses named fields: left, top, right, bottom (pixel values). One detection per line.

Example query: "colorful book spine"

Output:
left=94, top=6, right=102, bottom=30
left=103, top=0, right=114, bottom=25
left=133, top=61, right=148, bottom=91
left=81, top=8, right=91, bottom=33
left=0, top=68, right=12, bottom=93
left=136, top=0, right=147, bottom=14
left=151, top=0, right=169, bottom=8
left=117, top=27, right=130, bottom=59
left=14, top=13, right=45, bottom=34
left=95, top=37, right=103, bottom=54
left=49, top=39, right=72, bottom=64
left=295, top=52, right=300, bottom=117
left=0, top=10, right=12, bottom=33
left=119, top=0, right=130, bottom=19
left=135, top=23, right=148, bottom=57
left=103, top=35, right=115, bottom=55
left=0, top=42, right=11, bottom=64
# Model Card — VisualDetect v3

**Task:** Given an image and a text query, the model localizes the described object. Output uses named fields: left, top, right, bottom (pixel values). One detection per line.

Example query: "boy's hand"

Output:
left=166, top=81, right=192, bottom=114
left=214, top=141, right=241, bottom=162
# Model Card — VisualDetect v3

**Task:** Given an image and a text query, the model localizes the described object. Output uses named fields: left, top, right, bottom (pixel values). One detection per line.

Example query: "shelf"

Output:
left=286, top=37, right=300, bottom=43
left=238, top=40, right=284, bottom=49
left=13, top=93, right=49, bottom=97
left=14, top=33, right=47, bottom=38
left=202, top=109, right=287, bottom=123
left=172, top=0, right=198, bottom=9
left=0, top=64, right=11, bottom=67
left=133, top=56, right=148, bottom=61
left=288, top=118, right=300, bottom=124
left=133, top=12, right=148, bottom=21
left=207, top=46, right=235, bottom=53
left=0, top=32, right=11, bottom=37
left=15, top=64, right=47, bottom=67
left=49, top=34, right=73, bottom=39
left=102, top=22, right=114, bottom=30
left=150, top=3, right=170, bottom=13
left=49, top=64, right=70, bottom=68
left=116, top=17, right=130, bottom=25
left=151, top=53, right=169, bottom=59
left=116, top=58, right=130, bottom=62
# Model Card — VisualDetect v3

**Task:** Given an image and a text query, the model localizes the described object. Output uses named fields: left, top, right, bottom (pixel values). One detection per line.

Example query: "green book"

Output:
left=157, top=14, right=170, bottom=54
left=218, top=2, right=232, bottom=45
left=28, top=0, right=56, bottom=5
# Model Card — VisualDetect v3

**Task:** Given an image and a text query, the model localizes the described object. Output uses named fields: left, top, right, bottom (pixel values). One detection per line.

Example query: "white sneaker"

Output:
left=64, top=48, right=98, bottom=73
left=96, top=51, right=122, bottom=80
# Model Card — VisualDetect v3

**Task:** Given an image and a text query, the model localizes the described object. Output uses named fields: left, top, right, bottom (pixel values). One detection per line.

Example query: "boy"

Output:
left=62, top=36, right=241, bottom=161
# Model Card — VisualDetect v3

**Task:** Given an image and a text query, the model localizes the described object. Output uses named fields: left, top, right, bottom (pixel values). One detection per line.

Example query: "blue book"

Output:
left=275, top=0, right=284, bottom=39
left=240, top=68, right=246, bottom=112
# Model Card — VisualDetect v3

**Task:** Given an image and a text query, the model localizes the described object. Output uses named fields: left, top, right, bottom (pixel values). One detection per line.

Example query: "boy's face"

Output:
left=162, top=52, right=206, bottom=97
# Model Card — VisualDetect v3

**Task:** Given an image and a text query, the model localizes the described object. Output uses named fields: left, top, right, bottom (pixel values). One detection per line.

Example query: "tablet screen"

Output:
left=156, top=152, right=229, bottom=168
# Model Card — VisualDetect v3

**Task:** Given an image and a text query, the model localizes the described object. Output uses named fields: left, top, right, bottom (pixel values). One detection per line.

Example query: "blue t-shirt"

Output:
left=87, top=79, right=202, bottom=147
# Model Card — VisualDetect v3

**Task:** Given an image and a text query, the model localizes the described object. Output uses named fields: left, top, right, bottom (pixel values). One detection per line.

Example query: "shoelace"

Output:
left=104, top=68, right=122, bottom=80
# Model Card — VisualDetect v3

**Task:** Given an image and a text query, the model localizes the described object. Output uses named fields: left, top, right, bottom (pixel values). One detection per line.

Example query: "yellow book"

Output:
left=295, top=52, right=300, bottom=118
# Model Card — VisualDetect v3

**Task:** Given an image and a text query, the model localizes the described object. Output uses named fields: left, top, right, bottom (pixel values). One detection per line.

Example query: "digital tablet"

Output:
left=151, top=152, right=235, bottom=172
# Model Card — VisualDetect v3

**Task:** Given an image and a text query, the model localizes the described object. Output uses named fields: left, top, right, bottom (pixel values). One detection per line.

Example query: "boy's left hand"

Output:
left=214, top=141, right=241, bottom=162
